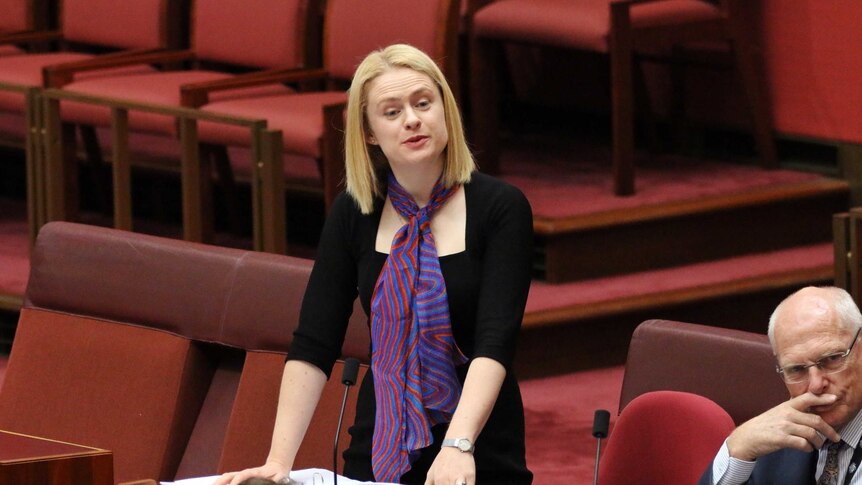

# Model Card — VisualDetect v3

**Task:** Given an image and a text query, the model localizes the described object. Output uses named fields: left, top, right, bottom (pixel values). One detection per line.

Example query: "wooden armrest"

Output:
left=43, top=49, right=196, bottom=87
left=180, top=67, right=328, bottom=107
left=0, top=29, right=62, bottom=46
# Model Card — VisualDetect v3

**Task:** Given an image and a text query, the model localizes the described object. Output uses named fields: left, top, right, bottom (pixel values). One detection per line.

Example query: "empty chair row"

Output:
left=0, top=0, right=776, bottom=255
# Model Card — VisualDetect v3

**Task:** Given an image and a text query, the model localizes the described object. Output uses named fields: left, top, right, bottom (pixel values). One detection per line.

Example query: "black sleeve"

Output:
left=472, top=180, right=534, bottom=369
left=287, top=193, right=360, bottom=378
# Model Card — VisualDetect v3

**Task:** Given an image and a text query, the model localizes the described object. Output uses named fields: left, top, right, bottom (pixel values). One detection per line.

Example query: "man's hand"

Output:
left=727, top=392, right=841, bottom=461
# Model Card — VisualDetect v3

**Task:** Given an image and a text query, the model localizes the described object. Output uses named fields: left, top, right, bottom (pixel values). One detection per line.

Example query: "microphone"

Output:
left=592, top=409, right=610, bottom=485
left=334, top=358, right=360, bottom=485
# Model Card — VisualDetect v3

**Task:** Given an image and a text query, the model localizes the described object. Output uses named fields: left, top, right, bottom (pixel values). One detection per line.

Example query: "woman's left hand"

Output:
left=424, top=446, right=476, bottom=485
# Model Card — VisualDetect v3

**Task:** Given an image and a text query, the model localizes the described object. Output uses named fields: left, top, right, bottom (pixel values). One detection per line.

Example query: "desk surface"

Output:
left=0, top=429, right=110, bottom=463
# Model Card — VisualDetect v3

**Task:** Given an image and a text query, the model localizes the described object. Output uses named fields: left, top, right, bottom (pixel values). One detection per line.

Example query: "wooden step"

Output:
left=515, top=243, right=834, bottom=377
left=513, top=169, right=848, bottom=282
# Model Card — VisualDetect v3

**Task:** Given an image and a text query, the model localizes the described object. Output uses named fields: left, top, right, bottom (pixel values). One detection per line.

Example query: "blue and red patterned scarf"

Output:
left=369, top=171, right=468, bottom=483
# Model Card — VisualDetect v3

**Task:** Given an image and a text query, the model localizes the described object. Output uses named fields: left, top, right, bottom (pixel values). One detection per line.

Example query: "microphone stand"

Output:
left=334, top=358, right=360, bottom=485
left=592, top=409, right=610, bottom=485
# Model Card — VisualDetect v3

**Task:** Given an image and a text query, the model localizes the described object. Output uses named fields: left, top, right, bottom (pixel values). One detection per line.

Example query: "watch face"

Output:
left=457, top=439, right=472, bottom=452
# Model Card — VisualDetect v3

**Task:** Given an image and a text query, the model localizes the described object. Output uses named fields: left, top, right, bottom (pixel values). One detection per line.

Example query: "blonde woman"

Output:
left=217, top=44, right=533, bottom=485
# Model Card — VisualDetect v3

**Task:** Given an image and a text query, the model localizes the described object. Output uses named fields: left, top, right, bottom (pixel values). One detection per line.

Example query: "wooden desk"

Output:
left=0, top=430, right=113, bottom=484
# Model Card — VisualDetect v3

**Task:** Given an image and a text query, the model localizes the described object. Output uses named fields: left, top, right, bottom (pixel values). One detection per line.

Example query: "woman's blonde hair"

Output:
left=344, top=43, right=475, bottom=214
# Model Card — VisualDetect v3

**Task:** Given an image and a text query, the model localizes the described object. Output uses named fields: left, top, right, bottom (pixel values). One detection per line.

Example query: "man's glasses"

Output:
left=776, top=327, right=862, bottom=384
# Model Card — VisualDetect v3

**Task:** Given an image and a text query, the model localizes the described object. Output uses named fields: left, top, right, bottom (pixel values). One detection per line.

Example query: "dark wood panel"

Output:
left=0, top=430, right=113, bottom=485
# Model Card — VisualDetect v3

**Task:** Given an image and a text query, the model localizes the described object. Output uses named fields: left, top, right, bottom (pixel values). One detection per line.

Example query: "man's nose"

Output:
left=807, top=366, right=829, bottom=393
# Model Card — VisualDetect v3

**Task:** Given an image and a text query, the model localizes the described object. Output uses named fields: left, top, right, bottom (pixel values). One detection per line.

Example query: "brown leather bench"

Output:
left=0, top=222, right=370, bottom=483
left=619, top=319, right=789, bottom=425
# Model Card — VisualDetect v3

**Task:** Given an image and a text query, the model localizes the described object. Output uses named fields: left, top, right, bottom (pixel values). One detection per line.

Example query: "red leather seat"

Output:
left=1, top=221, right=372, bottom=481
left=597, top=390, right=734, bottom=485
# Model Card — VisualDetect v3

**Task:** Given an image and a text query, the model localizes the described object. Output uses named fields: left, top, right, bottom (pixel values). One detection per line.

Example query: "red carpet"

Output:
left=497, top=139, right=822, bottom=220
left=522, top=365, right=624, bottom=484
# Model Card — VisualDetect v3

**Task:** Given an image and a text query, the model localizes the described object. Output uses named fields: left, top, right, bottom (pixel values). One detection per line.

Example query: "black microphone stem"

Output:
left=334, top=385, right=351, bottom=485
left=593, top=438, right=602, bottom=485
left=335, top=358, right=359, bottom=485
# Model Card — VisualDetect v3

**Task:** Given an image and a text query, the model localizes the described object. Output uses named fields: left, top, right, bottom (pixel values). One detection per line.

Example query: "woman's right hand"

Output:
left=211, top=462, right=291, bottom=485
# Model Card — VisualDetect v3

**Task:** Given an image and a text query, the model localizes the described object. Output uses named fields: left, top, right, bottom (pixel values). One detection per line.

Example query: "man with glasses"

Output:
left=701, top=286, right=862, bottom=485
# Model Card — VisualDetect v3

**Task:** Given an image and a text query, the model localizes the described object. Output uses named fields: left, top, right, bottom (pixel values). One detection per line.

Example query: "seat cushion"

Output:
left=473, top=0, right=721, bottom=52
left=0, top=52, right=155, bottom=112
left=0, top=53, right=92, bottom=112
left=60, top=70, right=291, bottom=135
left=0, top=308, right=211, bottom=483
left=199, top=91, right=348, bottom=158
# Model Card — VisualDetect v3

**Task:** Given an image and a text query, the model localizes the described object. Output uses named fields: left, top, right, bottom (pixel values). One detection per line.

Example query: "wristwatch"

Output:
left=442, top=437, right=475, bottom=453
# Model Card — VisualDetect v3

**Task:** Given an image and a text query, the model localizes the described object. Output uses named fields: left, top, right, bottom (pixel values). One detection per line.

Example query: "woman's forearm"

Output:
left=265, top=359, right=329, bottom=470
left=443, top=357, right=506, bottom=443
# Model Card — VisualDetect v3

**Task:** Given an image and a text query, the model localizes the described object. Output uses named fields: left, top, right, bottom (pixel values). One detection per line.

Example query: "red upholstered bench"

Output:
left=0, top=222, right=369, bottom=483
left=619, top=319, right=788, bottom=425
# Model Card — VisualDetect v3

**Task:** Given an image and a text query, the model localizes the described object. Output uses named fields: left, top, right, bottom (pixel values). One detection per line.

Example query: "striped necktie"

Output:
left=819, top=441, right=845, bottom=485
left=369, top=172, right=467, bottom=483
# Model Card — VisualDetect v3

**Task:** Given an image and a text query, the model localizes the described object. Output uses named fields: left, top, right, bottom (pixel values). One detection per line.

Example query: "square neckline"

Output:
left=372, top=180, right=470, bottom=259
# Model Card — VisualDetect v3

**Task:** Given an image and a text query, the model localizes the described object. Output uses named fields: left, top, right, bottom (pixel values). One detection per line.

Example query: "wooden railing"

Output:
left=39, top=88, right=287, bottom=254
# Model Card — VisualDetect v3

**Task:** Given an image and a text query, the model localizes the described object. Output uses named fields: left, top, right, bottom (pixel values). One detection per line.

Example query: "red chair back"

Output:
left=620, top=319, right=788, bottom=425
left=61, top=0, right=171, bottom=49
left=192, top=0, right=311, bottom=69
left=0, top=0, right=31, bottom=32
left=598, top=390, right=734, bottom=485
left=324, top=0, right=457, bottom=80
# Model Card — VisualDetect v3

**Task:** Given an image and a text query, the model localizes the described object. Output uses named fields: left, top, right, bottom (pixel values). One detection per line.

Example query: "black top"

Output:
left=288, top=172, right=534, bottom=484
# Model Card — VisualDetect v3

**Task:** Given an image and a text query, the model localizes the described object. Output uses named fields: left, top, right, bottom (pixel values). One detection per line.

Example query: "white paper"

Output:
left=161, top=468, right=398, bottom=485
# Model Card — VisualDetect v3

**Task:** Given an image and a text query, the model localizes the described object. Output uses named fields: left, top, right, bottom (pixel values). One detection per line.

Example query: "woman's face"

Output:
left=364, top=67, right=448, bottom=172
